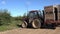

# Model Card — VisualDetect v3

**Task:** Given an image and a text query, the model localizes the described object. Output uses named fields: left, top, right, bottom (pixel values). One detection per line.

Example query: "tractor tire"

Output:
left=22, top=21, right=27, bottom=28
left=32, top=19, right=41, bottom=28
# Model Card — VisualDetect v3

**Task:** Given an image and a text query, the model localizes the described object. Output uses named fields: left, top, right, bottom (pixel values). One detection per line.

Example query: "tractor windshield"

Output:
left=28, top=12, right=38, bottom=18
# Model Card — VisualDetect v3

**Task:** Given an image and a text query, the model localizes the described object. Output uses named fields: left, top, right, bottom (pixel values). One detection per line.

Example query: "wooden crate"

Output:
left=58, top=13, right=60, bottom=20
left=44, top=6, right=53, bottom=13
left=44, top=5, right=54, bottom=20
left=45, top=13, right=54, bottom=20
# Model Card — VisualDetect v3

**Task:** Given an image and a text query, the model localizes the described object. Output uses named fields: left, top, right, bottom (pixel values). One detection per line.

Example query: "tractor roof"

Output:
left=29, top=10, right=39, bottom=13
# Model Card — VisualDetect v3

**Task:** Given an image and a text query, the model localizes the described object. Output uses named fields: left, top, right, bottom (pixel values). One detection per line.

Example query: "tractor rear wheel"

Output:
left=22, top=21, right=27, bottom=28
left=32, top=19, right=41, bottom=28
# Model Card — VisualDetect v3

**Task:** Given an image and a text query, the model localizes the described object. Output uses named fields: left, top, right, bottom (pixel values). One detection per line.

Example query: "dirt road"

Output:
left=0, top=27, right=60, bottom=34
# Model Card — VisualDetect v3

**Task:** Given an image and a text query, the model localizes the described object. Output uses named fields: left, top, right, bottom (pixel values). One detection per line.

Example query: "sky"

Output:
left=0, top=0, right=60, bottom=17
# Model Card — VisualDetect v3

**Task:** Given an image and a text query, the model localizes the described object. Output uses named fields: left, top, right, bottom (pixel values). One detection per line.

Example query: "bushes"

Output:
left=0, top=9, right=11, bottom=25
left=0, top=9, right=24, bottom=31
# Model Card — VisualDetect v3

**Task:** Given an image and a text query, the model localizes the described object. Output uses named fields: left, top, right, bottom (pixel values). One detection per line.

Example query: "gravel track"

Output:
left=0, top=27, right=60, bottom=34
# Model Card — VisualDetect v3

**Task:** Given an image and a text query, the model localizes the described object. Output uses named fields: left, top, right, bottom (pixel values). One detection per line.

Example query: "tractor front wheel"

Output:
left=22, top=21, right=27, bottom=28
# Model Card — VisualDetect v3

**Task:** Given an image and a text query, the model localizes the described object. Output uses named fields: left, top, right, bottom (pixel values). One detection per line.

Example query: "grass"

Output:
left=0, top=25, right=18, bottom=31
left=0, top=20, right=23, bottom=31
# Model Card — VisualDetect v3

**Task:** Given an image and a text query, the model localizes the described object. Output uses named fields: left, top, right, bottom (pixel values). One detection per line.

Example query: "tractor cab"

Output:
left=28, top=10, right=38, bottom=19
left=27, top=10, right=43, bottom=20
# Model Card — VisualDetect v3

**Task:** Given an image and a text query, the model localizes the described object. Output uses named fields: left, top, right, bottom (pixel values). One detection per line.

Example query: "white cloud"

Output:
left=1, top=0, right=6, bottom=5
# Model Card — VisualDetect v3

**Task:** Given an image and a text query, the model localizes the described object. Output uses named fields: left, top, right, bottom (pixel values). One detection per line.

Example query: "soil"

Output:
left=0, top=27, right=60, bottom=34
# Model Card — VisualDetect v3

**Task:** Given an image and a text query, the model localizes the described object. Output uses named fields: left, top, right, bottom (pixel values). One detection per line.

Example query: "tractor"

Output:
left=21, top=10, right=44, bottom=28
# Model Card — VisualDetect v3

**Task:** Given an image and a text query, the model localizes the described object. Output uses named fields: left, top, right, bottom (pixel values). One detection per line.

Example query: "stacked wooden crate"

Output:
left=44, top=5, right=54, bottom=20
left=58, top=5, right=60, bottom=20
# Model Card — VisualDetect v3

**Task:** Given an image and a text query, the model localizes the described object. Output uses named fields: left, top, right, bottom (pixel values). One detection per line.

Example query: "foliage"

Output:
left=0, top=9, right=11, bottom=25
left=0, top=9, right=26, bottom=31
